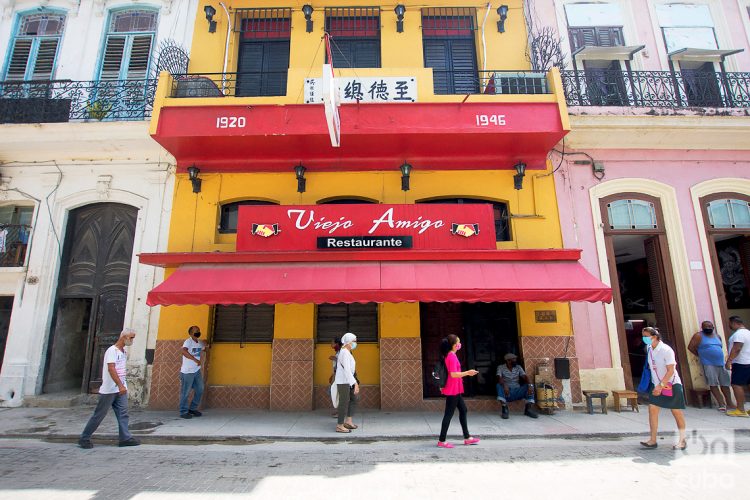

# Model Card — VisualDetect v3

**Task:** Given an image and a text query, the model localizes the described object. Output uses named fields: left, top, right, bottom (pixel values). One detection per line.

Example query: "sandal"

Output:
left=673, top=441, right=687, bottom=451
left=343, top=423, right=358, bottom=429
left=718, top=406, right=726, bottom=412
left=336, top=426, right=351, bottom=433
left=640, top=441, right=658, bottom=449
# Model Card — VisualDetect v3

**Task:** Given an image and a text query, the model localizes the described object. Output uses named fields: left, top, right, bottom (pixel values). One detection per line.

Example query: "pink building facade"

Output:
left=533, top=0, right=750, bottom=397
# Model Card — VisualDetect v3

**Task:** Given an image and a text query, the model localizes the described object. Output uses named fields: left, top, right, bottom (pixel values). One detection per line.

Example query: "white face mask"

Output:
left=124, top=337, right=134, bottom=346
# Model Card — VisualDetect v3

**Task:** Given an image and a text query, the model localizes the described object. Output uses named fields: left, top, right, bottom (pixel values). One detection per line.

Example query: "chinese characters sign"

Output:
left=305, top=77, right=417, bottom=104
left=237, top=204, right=496, bottom=251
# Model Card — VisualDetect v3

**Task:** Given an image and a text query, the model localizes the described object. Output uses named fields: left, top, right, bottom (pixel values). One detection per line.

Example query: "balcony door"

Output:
left=236, top=40, right=290, bottom=97
left=681, top=62, right=722, bottom=107
left=4, top=12, right=65, bottom=81
left=421, top=9, right=479, bottom=95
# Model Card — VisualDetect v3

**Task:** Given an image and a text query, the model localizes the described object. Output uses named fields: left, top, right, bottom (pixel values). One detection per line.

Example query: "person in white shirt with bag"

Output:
left=334, top=332, right=359, bottom=433
left=640, top=327, right=687, bottom=451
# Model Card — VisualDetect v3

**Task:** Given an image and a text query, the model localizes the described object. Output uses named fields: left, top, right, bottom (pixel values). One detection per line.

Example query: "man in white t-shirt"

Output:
left=726, top=316, right=750, bottom=417
left=179, top=325, right=208, bottom=419
left=78, top=328, right=140, bottom=449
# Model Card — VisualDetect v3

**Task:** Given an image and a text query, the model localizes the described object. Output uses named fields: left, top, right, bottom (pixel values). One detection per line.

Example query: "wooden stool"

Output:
left=611, top=390, right=639, bottom=413
left=691, top=389, right=712, bottom=409
left=583, top=390, right=608, bottom=414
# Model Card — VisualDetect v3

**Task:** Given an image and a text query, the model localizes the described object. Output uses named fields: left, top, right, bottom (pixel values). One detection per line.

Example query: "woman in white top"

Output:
left=640, top=327, right=687, bottom=450
left=334, top=332, right=359, bottom=433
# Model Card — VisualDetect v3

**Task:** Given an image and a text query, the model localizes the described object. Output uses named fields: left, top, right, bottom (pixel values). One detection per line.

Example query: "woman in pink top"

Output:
left=438, top=334, right=480, bottom=448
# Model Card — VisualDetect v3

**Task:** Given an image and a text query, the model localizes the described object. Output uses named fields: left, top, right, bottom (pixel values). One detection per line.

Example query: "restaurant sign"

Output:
left=237, top=204, right=496, bottom=251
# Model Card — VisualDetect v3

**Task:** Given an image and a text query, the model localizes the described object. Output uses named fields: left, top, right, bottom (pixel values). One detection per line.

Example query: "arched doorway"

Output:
left=43, top=203, right=138, bottom=394
left=600, top=194, right=689, bottom=393
left=701, top=194, right=750, bottom=335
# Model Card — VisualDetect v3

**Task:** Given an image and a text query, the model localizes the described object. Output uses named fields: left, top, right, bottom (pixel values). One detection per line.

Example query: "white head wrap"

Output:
left=341, top=332, right=357, bottom=346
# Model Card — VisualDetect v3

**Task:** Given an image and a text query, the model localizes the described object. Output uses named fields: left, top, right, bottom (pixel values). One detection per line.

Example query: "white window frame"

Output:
left=96, top=8, right=158, bottom=82
left=647, top=0, right=737, bottom=71
left=3, top=11, right=66, bottom=81
left=554, top=0, right=643, bottom=69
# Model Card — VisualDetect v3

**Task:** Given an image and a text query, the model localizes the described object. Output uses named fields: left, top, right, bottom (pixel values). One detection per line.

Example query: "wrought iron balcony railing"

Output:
left=168, top=70, right=550, bottom=99
left=0, top=225, right=31, bottom=267
left=560, top=69, right=750, bottom=108
left=0, top=79, right=158, bottom=124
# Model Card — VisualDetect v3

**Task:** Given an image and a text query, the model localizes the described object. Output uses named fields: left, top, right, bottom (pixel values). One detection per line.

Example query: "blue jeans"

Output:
left=179, top=370, right=204, bottom=415
left=80, top=392, right=133, bottom=442
left=497, top=383, right=535, bottom=404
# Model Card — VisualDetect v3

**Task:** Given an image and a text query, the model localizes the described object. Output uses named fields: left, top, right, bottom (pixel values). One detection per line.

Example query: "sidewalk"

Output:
left=1, top=404, right=748, bottom=444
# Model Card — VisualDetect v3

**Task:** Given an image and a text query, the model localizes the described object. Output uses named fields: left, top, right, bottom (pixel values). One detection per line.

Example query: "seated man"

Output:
left=497, top=353, right=538, bottom=419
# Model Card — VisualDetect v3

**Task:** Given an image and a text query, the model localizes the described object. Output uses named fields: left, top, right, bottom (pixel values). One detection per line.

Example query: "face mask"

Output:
left=702, top=328, right=714, bottom=335
left=193, top=332, right=201, bottom=338
left=455, top=342, right=462, bottom=351
left=350, top=342, right=357, bottom=350
left=642, top=336, right=653, bottom=346
left=124, top=337, right=134, bottom=346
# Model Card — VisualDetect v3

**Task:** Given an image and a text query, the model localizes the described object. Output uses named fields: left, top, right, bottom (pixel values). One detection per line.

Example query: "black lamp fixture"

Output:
left=400, top=162, right=412, bottom=191
left=513, top=162, right=526, bottom=190
left=394, top=5, right=406, bottom=33
left=204, top=5, right=217, bottom=33
left=295, top=164, right=307, bottom=193
left=302, top=4, right=314, bottom=33
left=187, top=165, right=202, bottom=193
left=497, top=5, right=509, bottom=33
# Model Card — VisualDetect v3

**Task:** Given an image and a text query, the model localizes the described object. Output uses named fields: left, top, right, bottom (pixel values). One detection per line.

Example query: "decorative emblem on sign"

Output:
left=451, top=223, right=480, bottom=238
left=252, top=224, right=280, bottom=238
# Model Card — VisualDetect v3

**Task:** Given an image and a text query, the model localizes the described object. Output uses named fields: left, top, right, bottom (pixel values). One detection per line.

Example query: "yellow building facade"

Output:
left=144, top=1, right=608, bottom=411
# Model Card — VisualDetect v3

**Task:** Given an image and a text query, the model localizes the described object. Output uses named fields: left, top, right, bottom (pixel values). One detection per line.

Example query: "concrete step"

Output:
left=23, top=391, right=97, bottom=408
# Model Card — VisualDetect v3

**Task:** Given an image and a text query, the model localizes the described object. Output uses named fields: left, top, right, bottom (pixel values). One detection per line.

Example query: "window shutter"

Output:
left=236, top=42, right=264, bottom=96
left=31, top=38, right=59, bottom=80
left=347, top=303, right=378, bottom=342
left=317, top=304, right=349, bottom=343
left=316, top=303, right=378, bottom=343
left=244, top=305, right=274, bottom=342
left=213, top=305, right=274, bottom=342
left=213, top=305, right=246, bottom=342
left=597, top=27, right=623, bottom=47
left=6, top=39, right=33, bottom=80
left=424, top=39, right=450, bottom=94
left=262, top=41, right=289, bottom=96
left=449, top=39, right=479, bottom=94
left=330, top=40, right=355, bottom=68
left=101, top=35, right=127, bottom=80
left=126, top=34, right=153, bottom=80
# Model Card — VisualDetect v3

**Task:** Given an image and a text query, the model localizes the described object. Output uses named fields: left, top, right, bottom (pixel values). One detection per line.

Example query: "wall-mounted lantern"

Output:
left=394, top=5, right=406, bottom=33
left=497, top=5, right=509, bottom=33
left=302, top=5, right=314, bottom=33
left=204, top=5, right=217, bottom=33
left=295, top=164, right=307, bottom=193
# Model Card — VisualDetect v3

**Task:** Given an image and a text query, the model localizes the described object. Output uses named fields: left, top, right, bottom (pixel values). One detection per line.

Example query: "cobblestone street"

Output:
left=0, top=432, right=747, bottom=499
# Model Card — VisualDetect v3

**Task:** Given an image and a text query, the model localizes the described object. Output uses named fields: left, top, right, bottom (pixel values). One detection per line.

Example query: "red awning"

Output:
left=146, top=260, right=611, bottom=306
left=152, top=102, right=567, bottom=171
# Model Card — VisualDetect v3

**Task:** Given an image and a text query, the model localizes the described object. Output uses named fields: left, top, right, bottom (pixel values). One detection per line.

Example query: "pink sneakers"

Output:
left=464, top=437, right=480, bottom=445
left=437, top=441, right=455, bottom=449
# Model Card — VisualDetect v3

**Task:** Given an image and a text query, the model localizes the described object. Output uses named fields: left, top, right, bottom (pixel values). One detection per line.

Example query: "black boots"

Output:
left=501, top=404, right=509, bottom=419
left=524, top=402, right=539, bottom=419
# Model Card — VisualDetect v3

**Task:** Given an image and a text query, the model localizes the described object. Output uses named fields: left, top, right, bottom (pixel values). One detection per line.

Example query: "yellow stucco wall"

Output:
left=155, top=1, right=572, bottom=388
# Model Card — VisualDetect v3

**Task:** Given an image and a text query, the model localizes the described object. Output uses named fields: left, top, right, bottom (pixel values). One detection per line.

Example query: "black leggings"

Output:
left=439, top=394, right=470, bottom=442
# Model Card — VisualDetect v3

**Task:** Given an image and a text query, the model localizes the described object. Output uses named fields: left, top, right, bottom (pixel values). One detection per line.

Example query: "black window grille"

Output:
left=234, top=8, right=292, bottom=37
left=421, top=7, right=477, bottom=37
left=325, top=7, right=381, bottom=68
left=212, top=304, right=275, bottom=343
left=317, top=303, right=378, bottom=343
left=417, top=198, right=510, bottom=241
left=219, top=200, right=278, bottom=234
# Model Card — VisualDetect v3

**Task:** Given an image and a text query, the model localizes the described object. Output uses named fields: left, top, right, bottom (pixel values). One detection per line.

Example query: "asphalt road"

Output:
left=0, top=432, right=747, bottom=499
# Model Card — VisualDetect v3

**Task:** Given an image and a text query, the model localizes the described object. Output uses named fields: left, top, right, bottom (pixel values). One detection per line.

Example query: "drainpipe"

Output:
left=219, top=2, right=232, bottom=93
left=480, top=3, right=491, bottom=89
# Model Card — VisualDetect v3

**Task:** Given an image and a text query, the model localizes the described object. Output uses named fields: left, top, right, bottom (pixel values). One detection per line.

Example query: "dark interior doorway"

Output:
left=421, top=302, right=518, bottom=398
left=712, top=235, right=750, bottom=328
left=0, top=296, right=14, bottom=371
left=43, top=203, right=137, bottom=394
left=611, top=234, right=678, bottom=389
